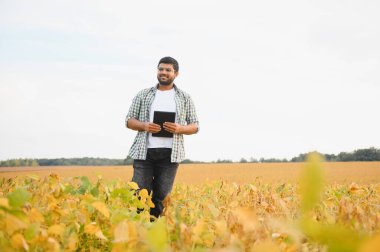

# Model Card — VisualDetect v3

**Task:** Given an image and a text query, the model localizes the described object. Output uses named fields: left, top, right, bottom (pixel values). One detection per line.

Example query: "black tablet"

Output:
left=152, top=111, right=176, bottom=138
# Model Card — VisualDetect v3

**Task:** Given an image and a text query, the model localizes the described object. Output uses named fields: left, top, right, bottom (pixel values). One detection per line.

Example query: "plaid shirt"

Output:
left=125, top=84, right=199, bottom=163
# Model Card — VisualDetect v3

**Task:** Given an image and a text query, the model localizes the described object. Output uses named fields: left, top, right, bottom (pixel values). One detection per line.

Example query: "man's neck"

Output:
left=158, top=83, right=175, bottom=91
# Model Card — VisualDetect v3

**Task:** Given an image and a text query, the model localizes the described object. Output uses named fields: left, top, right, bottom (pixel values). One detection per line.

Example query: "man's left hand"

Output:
left=163, top=122, right=183, bottom=134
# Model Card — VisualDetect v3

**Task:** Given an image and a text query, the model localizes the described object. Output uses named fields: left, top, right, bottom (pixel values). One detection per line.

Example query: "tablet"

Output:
left=152, top=111, right=176, bottom=138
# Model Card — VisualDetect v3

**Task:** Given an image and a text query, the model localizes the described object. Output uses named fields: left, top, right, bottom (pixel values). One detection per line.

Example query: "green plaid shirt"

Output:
left=125, top=84, right=199, bottom=163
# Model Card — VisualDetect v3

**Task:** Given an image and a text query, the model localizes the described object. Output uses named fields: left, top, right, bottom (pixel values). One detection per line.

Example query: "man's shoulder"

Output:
left=174, top=86, right=192, bottom=100
left=135, top=86, right=156, bottom=97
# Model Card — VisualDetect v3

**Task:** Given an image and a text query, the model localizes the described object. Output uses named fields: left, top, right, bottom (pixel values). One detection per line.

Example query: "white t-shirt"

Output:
left=147, top=89, right=176, bottom=148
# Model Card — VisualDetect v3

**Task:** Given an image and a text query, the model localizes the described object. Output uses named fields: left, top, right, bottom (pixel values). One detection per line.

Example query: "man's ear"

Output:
left=175, top=71, right=179, bottom=77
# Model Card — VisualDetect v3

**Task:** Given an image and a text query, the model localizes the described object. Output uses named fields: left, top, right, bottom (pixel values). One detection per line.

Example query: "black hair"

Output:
left=158, top=56, right=179, bottom=72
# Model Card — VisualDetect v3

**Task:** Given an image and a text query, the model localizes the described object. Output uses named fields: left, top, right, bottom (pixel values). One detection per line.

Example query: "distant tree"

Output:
left=353, top=147, right=380, bottom=161
left=337, top=152, right=353, bottom=161
left=324, top=154, right=337, bottom=161
left=216, top=159, right=233, bottom=163
left=291, top=153, right=307, bottom=162
left=31, top=159, right=39, bottom=166
left=240, top=158, right=248, bottom=163
left=181, top=159, right=192, bottom=164
left=258, top=157, right=287, bottom=163
left=124, top=157, right=134, bottom=165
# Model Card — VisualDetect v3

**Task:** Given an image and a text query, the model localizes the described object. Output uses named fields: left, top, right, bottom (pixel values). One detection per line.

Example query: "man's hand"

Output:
left=144, top=122, right=161, bottom=133
left=163, top=122, right=183, bottom=134
left=127, top=118, right=197, bottom=135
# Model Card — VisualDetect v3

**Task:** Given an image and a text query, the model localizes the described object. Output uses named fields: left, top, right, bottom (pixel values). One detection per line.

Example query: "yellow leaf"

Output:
left=56, top=208, right=70, bottom=216
left=84, top=223, right=99, bottom=235
left=139, top=189, right=149, bottom=199
left=0, top=197, right=10, bottom=208
left=147, top=197, right=155, bottom=208
left=349, top=182, right=360, bottom=192
left=67, top=234, right=78, bottom=251
left=249, top=184, right=258, bottom=192
left=47, top=237, right=60, bottom=252
left=74, top=222, right=80, bottom=232
left=27, top=174, right=40, bottom=180
left=11, top=233, right=29, bottom=251
left=233, top=207, right=257, bottom=232
left=113, top=221, right=138, bottom=244
left=204, top=232, right=216, bottom=247
left=113, top=220, right=130, bottom=243
left=207, top=204, right=220, bottom=218
left=192, top=219, right=207, bottom=238
left=252, top=240, right=281, bottom=252
left=359, top=233, right=380, bottom=252
left=92, top=201, right=110, bottom=219
left=111, top=243, right=126, bottom=252
left=127, top=182, right=139, bottom=190
left=29, top=208, right=44, bottom=223
left=128, top=222, right=138, bottom=243
left=5, top=213, right=28, bottom=235
left=140, top=197, right=146, bottom=204
left=214, top=220, right=227, bottom=236
left=95, top=230, right=108, bottom=241
left=48, top=224, right=65, bottom=237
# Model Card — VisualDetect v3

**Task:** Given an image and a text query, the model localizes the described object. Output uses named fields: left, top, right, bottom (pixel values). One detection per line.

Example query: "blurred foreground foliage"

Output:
left=0, top=153, right=380, bottom=251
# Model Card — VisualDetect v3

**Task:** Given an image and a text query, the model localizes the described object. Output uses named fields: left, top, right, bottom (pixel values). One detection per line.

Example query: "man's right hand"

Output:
left=127, top=118, right=161, bottom=133
left=144, top=122, right=161, bottom=133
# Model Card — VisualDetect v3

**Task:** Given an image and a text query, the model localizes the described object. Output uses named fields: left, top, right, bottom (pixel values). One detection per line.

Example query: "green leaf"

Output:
left=24, top=223, right=40, bottom=240
left=300, top=218, right=365, bottom=252
left=64, top=184, right=75, bottom=194
left=207, top=204, right=220, bottom=218
left=147, top=217, right=168, bottom=252
left=111, top=188, right=134, bottom=203
left=76, top=176, right=92, bottom=194
left=110, top=209, right=130, bottom=224
left=80, top=176, right=91, bottom=188
left=7, top=188, right=31, bottom=208
left=27, top=174, right=40, bottom=181
left=299, top=152, right=324, bottom=213
left=90, top=187, right=99, bottom=197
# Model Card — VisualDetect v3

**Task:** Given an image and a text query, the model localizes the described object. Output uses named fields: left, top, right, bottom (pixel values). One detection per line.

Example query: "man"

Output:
left=125, top=56, right=199, bottom=218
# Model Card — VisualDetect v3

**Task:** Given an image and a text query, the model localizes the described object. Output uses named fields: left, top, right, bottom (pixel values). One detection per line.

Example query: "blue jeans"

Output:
left=132, top=148, right=179, bottom=218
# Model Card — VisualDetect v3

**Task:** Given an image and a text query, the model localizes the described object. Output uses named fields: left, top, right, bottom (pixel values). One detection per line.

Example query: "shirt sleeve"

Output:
left=125, top=93, right=142, bottom=128
left=185, top=95, right=200, bottom=132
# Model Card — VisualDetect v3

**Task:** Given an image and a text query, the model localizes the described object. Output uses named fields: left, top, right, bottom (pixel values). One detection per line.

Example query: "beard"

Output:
left=157, top=75, right=175, bottom=86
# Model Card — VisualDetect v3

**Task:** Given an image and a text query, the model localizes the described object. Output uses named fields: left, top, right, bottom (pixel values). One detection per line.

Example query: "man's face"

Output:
left=157, top=63, right=178, bottom=86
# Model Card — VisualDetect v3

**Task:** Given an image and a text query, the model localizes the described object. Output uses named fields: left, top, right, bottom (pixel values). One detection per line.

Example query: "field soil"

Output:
left=1, top=162, right=379, bottom=184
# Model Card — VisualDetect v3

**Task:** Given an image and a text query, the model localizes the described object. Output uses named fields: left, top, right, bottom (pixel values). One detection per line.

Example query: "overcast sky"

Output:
left=1, top=0, right=379, bottom=162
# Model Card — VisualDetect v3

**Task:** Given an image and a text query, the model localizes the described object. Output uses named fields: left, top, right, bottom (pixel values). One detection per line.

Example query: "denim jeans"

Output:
left=132, top=148, right=179, bottom=218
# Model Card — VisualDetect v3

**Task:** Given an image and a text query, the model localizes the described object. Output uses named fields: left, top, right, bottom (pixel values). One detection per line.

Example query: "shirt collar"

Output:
left=154, top=83, right=178, bottom=92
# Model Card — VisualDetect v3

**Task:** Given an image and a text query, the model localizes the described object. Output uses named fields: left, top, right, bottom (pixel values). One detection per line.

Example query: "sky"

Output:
left=1, top=0, right=379, bottom=162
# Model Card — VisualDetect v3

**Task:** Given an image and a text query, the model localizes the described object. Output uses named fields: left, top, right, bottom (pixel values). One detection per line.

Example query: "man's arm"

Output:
left=163, top=122, right=198, bottom=135
left=127, top=118, right=161, bottom=133
left=184, top=95, right=199, bottom=134
left=125, top=91, right=160, bottom=133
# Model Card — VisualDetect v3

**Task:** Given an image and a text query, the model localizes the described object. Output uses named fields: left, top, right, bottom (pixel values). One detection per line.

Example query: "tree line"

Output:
left=1, top=147, right=379, bottom=167
left=245, top=147, right=380, bottom=163
left=212, top=147, right=380, bottom=163
left=0, top=157, right=133, bottom=167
